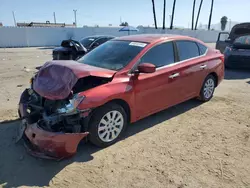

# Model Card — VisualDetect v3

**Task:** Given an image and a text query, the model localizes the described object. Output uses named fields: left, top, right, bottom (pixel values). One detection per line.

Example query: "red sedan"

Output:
left=18, top=34, right=224, bottom=159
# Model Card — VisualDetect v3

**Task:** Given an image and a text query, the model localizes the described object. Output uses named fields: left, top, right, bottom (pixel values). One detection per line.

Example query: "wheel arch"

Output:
left=208, top=72, right=218, bottom=87
left=105, top=99, right=131, bottom=123
left=88, top=98, right=132, bottom=125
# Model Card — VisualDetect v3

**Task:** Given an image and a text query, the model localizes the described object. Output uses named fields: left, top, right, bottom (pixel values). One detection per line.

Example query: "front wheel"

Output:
left=198, top=75, right=216, bottom=102
left=88, top=103, right=127, bottom=147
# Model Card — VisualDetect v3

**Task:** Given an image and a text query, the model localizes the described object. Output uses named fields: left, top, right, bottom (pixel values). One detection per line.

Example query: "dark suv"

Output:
left=53, top=35, right=114, bottom=60
left=216, top=23, right=250, bottom=53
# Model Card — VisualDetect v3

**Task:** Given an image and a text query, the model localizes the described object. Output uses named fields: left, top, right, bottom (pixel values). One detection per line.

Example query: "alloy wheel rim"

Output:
left=98, top=110, right=124, bottom=142
left=203, top=78, right=215, bottom=99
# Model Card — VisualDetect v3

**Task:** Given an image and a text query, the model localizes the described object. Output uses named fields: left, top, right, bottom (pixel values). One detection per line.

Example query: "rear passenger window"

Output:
left=176, top=41, right=200, bottom=61
left=140, top=42, right=175, bottom=68
left=197, top=42, right=208, bottom=55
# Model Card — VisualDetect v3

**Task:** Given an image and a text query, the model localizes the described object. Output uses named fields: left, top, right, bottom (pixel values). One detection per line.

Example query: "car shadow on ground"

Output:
left=224, top=69, right=250, bottom=80
left=0, top=99, right=202, bottom=188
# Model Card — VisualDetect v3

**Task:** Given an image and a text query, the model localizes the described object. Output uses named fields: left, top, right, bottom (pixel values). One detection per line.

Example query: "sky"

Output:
left=1, top=0, right=250, bottom=28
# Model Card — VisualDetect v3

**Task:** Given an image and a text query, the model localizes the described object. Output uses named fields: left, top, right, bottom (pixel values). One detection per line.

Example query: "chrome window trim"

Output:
left=129, top=40, right=208, bottom=74
left=156, top=50, right=207, bottom=71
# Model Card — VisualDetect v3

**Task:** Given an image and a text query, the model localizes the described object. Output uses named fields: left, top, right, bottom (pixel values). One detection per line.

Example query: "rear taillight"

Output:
left=220, top=55, right=225, bottom=63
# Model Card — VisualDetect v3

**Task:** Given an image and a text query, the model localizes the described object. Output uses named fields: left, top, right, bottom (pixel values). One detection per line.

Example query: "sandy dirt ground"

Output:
left=0, top=44, right=250, bottom=188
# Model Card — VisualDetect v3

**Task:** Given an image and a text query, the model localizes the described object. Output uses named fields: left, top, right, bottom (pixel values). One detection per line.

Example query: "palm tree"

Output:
left=208, top=0, right=214, bottom=30
left=152, top=0, right=158, bottom=29
left=170, top=0, right=177, bottom=29
left=220, top=16, right=228, bottom=31
left=195, top=0, right=203, bottom=30
left=162, top=0, right=166, bottom=29
left=191, top=0, right=196, bottom=30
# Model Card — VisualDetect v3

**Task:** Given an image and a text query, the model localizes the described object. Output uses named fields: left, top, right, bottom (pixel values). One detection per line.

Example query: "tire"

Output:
left=88, top=103, right=128, bottom=147
left=198, top=75, right=216, bottom=102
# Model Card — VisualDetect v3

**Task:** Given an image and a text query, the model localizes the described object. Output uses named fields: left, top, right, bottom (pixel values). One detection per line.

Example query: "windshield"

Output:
left=80, top=37, right=97, bottom=48
left=78, top=40, right=147, bottom=70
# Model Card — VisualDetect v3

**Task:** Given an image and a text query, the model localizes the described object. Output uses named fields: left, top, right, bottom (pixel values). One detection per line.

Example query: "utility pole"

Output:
left=53, top=12, right=57, bottom=24
left=73, top=9, right=77, bottom=27
left=12, top=11, right=17, bottom=27
left=120, top=16, right=122, bottom=25
left=208, top=0, right=214, bottom=30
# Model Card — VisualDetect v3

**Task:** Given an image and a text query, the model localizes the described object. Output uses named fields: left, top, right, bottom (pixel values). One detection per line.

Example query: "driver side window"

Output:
left=140, top=42, right=175, bottom=68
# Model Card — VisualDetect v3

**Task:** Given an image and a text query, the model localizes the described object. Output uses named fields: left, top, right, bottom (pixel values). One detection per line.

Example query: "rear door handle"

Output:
left=200, top=64, right=207, bottom=69
left=169, top=73, right=180, bottom=79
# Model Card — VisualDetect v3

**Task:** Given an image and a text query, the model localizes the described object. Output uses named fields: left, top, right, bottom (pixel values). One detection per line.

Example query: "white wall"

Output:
left=0, top=27, right=220, bottom=48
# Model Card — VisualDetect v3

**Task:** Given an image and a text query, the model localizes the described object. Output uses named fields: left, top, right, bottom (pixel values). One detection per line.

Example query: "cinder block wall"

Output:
left=0, top=27, right=220, bottom=47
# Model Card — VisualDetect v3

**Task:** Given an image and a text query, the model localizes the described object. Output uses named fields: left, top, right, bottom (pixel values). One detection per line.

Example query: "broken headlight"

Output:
left=57, top=94, right=85, bottom=114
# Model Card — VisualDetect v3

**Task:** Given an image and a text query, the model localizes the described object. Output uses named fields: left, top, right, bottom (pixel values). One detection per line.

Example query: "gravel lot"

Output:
left=0, top=44, right=250, bottom=188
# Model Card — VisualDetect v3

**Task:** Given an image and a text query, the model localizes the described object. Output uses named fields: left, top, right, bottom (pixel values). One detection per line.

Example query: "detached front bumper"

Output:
left=22, top=123, right=88, bottom=160
left=18, top=91, right=89, bottom=160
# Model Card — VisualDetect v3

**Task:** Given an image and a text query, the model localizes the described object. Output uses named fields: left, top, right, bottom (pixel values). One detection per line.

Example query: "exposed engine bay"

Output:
left=72, top=76, right=111, bottom=93
left=20, top=75, right=111, bottom=134
left=17, top=60, right=117, bottom=160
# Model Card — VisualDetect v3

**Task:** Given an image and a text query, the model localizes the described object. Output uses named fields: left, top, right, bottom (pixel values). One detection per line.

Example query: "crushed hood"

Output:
left=230, top=23, right=250, bottom=41
left=33, top=61, right=116, bottom=100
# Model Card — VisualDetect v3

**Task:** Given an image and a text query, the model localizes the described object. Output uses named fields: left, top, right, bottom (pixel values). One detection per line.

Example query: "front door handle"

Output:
left=169, top=73, right=180, bottom=79
left=200, top=64, right=207, bottom=69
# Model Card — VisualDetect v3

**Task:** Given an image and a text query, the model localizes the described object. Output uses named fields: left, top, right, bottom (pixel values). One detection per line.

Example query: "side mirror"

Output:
left=225, top=39, right=231, bottom=43
left=137, top=63, right=156, bottom=73
left=35, top=66, right=42, bottom=70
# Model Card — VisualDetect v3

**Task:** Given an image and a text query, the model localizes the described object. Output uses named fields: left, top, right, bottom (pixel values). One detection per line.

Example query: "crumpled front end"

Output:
left=18, top=88, right=91, bottom=160
left=17, top=61, right=115, bottom=159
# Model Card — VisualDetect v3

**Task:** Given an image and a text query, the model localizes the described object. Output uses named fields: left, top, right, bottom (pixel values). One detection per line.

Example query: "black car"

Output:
left=216, top=22, right=250, bottom=53
left=53, top=35, right=114, bottom=60
left=224, top=35, right=250, bottom=69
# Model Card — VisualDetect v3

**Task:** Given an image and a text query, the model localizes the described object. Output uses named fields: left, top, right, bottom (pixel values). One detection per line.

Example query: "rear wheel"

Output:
left=88, top=103, right=127, bottom=147
left=198, top=75, right=216, bottom=102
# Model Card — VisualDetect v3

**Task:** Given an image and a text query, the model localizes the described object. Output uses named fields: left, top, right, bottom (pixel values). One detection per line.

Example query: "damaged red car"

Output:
left=18, top=34, right=224, bottom=160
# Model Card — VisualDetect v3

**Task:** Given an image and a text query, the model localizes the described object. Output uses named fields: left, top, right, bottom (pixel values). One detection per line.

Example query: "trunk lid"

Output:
left=229, top=23, right=250, bottom=41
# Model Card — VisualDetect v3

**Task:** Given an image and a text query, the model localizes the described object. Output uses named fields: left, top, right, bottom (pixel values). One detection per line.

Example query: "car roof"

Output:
left=113, top=34, right=197, bottom=43
left=85, top=35, right=115, bottom=39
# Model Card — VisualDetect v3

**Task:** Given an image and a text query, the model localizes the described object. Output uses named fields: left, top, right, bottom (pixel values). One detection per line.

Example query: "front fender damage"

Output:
left=17, top=60, right=115, bottom=160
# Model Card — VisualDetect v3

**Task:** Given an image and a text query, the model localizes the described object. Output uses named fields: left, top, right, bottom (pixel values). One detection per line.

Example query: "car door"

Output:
left=174, top=40, right=209, bottom=100
left=215, top=32, right=230, bottom=53
left=133, top=41, right=178, bottom=119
